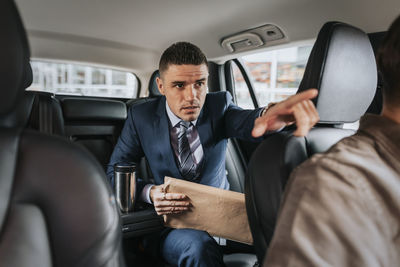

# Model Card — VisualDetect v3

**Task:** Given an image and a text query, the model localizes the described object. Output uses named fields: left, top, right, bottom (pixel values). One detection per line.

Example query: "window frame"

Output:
left=224, top=59, right=259, bottom=108
left=228, top=41, right=315, bottom=109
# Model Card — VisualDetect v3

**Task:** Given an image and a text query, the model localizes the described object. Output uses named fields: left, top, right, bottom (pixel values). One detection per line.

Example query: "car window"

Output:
left=27, top=60, right=140, bottom=99
left=234, top=43, right=313, bottom=108
left=231, top=61, right=255, bottom=109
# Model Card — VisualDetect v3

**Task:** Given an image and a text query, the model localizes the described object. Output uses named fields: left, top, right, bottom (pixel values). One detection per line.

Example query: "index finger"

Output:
left=165, top=193, right=187, bottom=200
left=280, top=89, right=318, bottom=109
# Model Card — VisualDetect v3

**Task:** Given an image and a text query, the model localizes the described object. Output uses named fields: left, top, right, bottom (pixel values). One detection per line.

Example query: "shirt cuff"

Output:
left=273, top=125, right=285, bottom=133
left=140, top=184, right=155, bottom=204
left=259, top=104, right=284, bottom=134
left=259, top=102, right=277, bottom=118
left=258, top=107, right=267, bottom=117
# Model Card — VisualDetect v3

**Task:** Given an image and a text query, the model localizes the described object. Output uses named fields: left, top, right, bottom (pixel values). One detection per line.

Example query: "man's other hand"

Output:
left=150, top=184, right=190, bottom=215
left=252, top=89, right=319, bottom=137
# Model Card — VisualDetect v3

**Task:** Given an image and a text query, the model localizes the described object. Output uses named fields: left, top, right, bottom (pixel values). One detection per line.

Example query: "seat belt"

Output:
left=38, top=95, right=53, bottom=135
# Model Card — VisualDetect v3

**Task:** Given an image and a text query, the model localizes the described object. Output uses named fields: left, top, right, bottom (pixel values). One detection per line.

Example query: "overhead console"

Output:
left=221, top=24, right=287, bottom=53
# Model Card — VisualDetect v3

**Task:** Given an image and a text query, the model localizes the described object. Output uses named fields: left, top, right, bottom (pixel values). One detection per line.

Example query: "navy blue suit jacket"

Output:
left=107, top=91, right=262, bottom=195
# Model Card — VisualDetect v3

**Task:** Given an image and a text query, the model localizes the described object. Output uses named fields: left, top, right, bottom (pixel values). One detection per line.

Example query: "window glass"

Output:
left=73, top=66, right=86, bottom=85
left=232, top=62, right=254, bottom=109
left=112, top=70, right=127, bottom=86
left=27, top=60, right=139, bottom=98
left=92, top=69, right=106, bottom=85
left=240, top=44, right=313, bottom=107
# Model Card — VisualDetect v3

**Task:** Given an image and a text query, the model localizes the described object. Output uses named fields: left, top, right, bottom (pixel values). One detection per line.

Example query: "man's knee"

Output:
left=184, top=232, right=217, bottom=256
left=177, top=230, right=223, bottom=266
left=162, top=229, right=224, bottom=266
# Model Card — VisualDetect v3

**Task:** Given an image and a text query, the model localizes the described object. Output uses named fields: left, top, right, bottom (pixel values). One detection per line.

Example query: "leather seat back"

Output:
left=61, top=97, right=127, bottom=169
left=225, top=139, right=246, bottom=192
left=126, top=70, right=161, bottom=107
left=245, top=21, right=377, bottom=263
left=26, top=91, right=65, bottom=135
left=0, top=1, right=125, bottom=266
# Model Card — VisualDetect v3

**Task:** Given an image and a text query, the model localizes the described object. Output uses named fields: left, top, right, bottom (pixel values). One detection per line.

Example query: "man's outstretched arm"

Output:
left=252, top=89, right=319, bottom=137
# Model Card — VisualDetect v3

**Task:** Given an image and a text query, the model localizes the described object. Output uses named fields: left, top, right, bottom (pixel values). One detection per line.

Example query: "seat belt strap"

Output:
left=39, top=96, right=53, bottom=134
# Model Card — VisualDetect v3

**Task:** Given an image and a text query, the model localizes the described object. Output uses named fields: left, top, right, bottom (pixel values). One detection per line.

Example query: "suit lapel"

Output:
left=196, top=102, right=213, bottom=170
left=154, top=97, right=181, bottom=179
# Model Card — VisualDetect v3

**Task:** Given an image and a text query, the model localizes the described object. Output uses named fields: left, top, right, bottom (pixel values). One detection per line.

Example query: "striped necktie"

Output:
left=177, top=121, right=198, bottom=181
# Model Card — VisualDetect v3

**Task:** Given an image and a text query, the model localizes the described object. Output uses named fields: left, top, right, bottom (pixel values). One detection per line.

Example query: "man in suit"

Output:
left=107, top=42, right=319, bottom=267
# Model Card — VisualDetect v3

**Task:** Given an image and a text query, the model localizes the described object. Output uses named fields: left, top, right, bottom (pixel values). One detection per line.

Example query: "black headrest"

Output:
left=208, top=61, right=220, bottom=93
left=298, top=22, right=377, bottom=124
left=62, top=98, right=127, bottom=122
left=0, top=90, right=35, bottom=128
left=148, top=70, right=161, bottom=97
left=0, top=0, right=32, bottom=116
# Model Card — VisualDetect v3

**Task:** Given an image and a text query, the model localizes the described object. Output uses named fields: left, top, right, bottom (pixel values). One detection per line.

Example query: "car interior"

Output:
left=1, top=0, right=400, bottom=266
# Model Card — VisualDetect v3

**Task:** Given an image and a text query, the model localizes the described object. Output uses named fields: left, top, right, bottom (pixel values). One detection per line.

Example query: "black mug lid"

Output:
left=114, top=162, right=136, bottom=173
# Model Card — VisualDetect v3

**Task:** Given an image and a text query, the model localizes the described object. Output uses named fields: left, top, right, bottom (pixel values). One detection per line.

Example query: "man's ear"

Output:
left=156, top=77, right=165, bottom=95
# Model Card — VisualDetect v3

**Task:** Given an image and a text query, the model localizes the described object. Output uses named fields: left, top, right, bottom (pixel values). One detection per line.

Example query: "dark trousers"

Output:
left=144, top=228, right=225, bottom=267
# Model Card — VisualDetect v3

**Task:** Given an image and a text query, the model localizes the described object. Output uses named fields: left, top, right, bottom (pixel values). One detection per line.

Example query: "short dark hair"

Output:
left=159, top=42, right=208, bottom=76
left=377, top=15, right=400, bottom=104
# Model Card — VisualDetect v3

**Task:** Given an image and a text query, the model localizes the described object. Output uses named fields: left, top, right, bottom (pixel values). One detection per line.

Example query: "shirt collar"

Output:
left=165, top=100, right=198, bottom=127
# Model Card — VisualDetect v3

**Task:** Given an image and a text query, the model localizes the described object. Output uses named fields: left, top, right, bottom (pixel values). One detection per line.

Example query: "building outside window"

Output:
left=233, top=44, right=313, bottom=109
left=28, top=60, right=139, bottom=98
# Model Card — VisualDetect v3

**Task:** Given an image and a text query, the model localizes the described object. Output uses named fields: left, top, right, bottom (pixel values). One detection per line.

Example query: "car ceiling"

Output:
left=15, top=0, right=400, bottom=75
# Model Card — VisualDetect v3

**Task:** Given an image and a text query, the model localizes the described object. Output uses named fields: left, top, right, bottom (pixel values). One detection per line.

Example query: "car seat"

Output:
left=245, top=21, right=377, bottom=263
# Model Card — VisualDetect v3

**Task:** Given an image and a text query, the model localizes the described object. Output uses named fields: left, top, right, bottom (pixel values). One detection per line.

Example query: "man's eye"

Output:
left=175, top=83, right=184, bottom=88
left=196, top=81, right=204, bottom=87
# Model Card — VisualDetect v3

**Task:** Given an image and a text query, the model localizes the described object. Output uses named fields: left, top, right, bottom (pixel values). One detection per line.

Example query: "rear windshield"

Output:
left=26, top=60, right=139, bottom=99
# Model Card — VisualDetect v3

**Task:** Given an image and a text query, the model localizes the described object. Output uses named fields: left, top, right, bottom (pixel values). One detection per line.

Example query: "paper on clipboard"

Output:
left=163, top=176, right=253, bottom=245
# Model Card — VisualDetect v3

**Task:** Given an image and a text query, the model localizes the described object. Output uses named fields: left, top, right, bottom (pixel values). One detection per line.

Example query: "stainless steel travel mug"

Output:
left=114, top=163, right=136, bottom=213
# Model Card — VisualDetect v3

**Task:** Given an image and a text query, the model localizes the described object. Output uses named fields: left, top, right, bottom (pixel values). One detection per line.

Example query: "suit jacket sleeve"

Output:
left=223, top=91, right=263, bottom=141
left=106, top=106, right=145, bottom=190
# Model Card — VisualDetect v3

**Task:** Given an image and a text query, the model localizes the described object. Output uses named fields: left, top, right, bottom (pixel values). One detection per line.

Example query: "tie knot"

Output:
left=179, top=120, right=191, bottom=129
